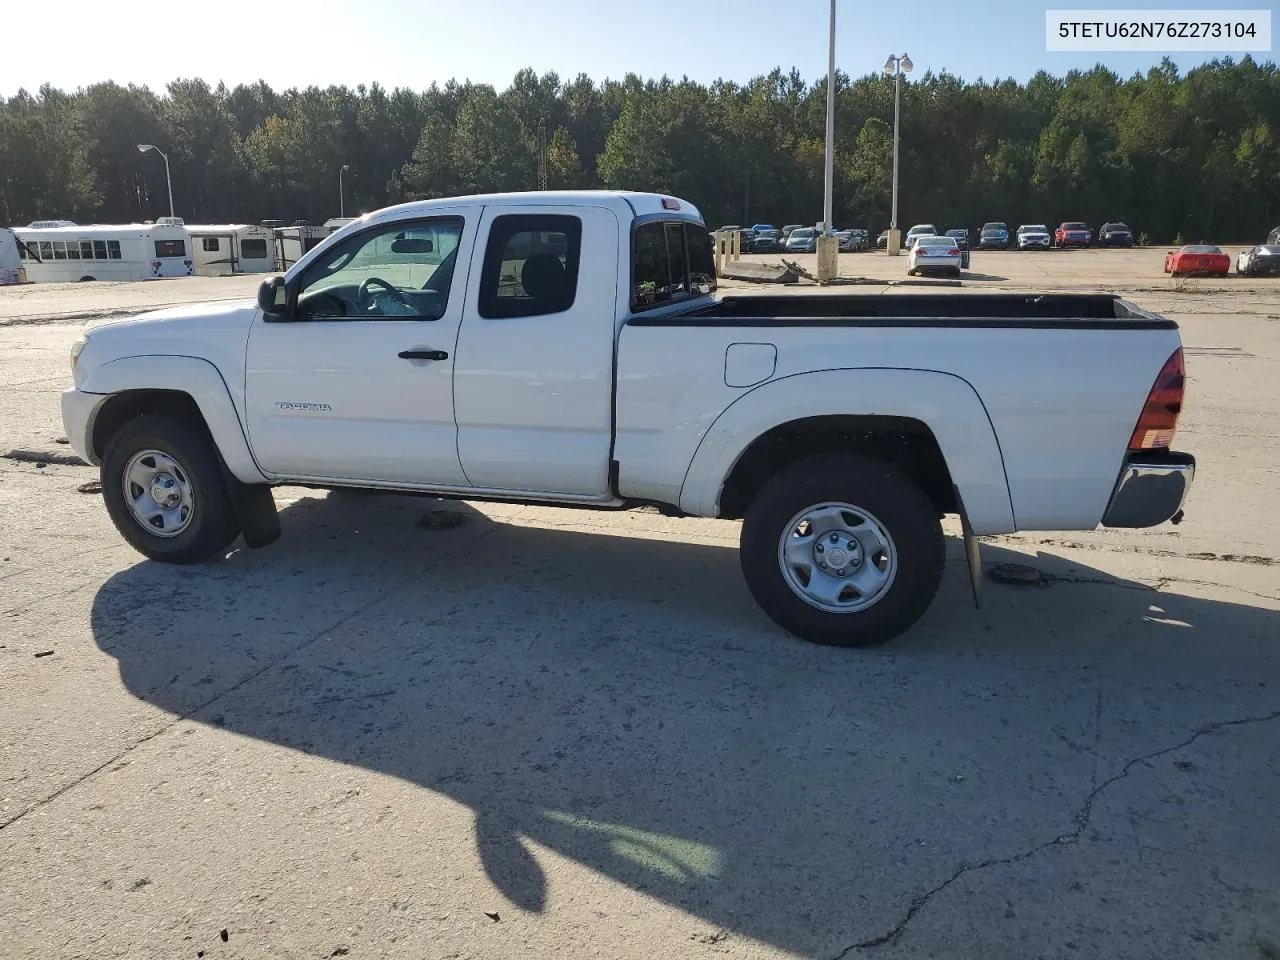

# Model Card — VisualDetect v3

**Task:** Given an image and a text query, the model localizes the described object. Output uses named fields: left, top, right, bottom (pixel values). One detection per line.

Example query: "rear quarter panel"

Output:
left=616, top=320, right=1182, bottom=533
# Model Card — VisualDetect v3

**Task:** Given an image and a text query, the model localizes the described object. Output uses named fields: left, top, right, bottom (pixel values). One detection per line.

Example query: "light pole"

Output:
left=815, top=0, right=839, bottom=282
left=339, top=164, right=350, bottom=218
left=882, top=52, right=912, bottom=255
left=137, top=144, right=174, bottom=219
left=822, top=0, right=836, bottom=233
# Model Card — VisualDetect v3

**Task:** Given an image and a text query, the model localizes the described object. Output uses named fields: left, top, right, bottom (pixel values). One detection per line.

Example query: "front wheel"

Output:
left=740, top=454, right=945, bottom=647
left=100, top=414, right=241, bottom=563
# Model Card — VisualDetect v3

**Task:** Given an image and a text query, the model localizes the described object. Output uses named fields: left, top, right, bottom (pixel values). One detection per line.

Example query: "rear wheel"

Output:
left=100, top=414, right=241, bottom=563
left=740, top=454, right=945, bottom=647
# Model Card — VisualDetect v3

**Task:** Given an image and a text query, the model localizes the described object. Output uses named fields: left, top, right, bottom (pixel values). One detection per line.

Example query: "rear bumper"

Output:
left=1101, top=451, right=1195, bottom=528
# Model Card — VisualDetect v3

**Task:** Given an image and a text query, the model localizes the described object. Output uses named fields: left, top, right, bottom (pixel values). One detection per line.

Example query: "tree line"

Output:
left=1, top=57, right=1278, bottom=242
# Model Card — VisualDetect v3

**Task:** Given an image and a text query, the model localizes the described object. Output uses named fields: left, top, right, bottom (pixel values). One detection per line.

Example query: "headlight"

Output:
left=70, top=335, right=88, bottom=370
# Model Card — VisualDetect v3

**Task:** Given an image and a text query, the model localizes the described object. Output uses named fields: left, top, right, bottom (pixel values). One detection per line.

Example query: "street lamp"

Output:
left=339, top=164, right=351, bottom=218
left=882, top=52, right=913, bottom=255
left=137, top=144, right=174, bottom=220
left=822, top=0, right=836, bottom=234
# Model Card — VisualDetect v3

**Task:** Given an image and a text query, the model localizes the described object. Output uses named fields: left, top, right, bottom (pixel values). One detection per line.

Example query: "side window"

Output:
left=292, top=216, right=464, bottom=322
left=108, top=240, right=122, bottom=260
left=202, top=237, right=220, bottom=252
left=631, top=220, right=716, bottom=309
left=53, top=241, right=67, bottom=261
left=66, top=241, right=81, bottom=260
left=39, top=242, right=54, bottom=260
left=93, top=240, right=107, bottom=260
left=477, top=214, right=582, bottom=319
left=240, top=238, right=268, bottom=259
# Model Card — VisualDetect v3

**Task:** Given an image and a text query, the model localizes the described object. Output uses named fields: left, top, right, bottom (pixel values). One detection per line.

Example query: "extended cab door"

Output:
left=452, top=205, right=620, bottom=496
left=244, top=209, right=476, bottom=486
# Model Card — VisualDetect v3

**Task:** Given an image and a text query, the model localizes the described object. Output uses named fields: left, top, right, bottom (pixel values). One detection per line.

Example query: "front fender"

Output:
left=78, top=355, right=266, bottom=484
left=679, top=368, right=1016, bottom=535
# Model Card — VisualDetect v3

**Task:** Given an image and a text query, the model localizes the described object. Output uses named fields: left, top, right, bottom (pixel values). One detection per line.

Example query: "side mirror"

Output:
left=258, top=276, right=287, bottom=317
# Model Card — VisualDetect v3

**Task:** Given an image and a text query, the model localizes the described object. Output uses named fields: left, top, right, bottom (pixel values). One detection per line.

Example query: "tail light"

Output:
left=151, top=260, right=161, bottom=268
left=947, top=247, right=960, bottom=256
left=1128, top=348, right=1184, bottom=451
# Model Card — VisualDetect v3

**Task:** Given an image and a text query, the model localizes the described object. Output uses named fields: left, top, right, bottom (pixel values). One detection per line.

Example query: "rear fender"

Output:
left=679, top=368, right=1016, bottom=535
left=78, top=355, right=267, bottom=484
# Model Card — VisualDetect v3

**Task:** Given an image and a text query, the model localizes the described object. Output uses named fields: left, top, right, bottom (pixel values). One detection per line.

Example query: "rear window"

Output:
left=632, top=220, right=716, bottom=310
left=241, top=238, right=268, bottom=259
left=154, top=239, right=186, bottom=258
left=1183, top=245, right=1221, bottom=254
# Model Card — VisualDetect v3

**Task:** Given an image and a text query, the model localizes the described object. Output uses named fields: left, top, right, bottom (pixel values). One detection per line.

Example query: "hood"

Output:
left=86, top=297, right=257, bottom=334
left=77, top=298, right=259, bottom=388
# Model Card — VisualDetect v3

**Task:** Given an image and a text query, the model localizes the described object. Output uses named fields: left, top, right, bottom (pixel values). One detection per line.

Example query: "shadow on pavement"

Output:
left=89, top=491, right=1280, bottom=956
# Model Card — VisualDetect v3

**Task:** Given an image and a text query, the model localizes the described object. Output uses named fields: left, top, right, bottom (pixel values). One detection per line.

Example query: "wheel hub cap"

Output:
left=121, top=449, right=195, bottom=538
left=150, top=473, right=182, bottom=509
left=778, top=501, right=897, bottom=613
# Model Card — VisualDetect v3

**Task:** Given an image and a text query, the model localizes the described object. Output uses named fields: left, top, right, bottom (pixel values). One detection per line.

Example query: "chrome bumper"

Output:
left=1101, top=452, right=1195, bottom=528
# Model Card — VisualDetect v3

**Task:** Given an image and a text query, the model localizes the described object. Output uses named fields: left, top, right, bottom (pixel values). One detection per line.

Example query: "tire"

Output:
left=100, top=413, right=241, bottom=563
left=740, top=454, right=945, bottom=647
left=951, top=267, right=962, bottom=278
left=79, top=276, right=96, bottom=282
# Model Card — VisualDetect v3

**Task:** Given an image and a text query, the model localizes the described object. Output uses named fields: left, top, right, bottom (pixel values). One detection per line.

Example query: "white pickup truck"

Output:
left=62, top=190, right=1194, bottom=647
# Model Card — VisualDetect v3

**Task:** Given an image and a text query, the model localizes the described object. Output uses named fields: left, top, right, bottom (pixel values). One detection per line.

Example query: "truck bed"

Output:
left=638, top=292, right=1174, bottom=327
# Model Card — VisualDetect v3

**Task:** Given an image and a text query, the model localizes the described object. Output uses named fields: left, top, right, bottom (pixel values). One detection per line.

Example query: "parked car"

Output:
left=834, top=230, right=858, bottom=252
left=1164, top=244, right=1230, bottom=276
left=849, top=229, right=870, bottom=250
left=1055, top=222, right=1092, bottom=247
left=750, top=223, right=775, bottom=236
left=1098, top=222, right=1135, bottom=247
left=905, top=224, right=938, bottom=244
left=60, top=189, right=1195, bottom=649
left=1266, top=226, right=1280, bottom=245
left=780, top=224, right=803, bottom=245
left=944, top=228, right=969, bottom=247
left=977, top=222, right=1010, bottom=249
left=1016, top=224, right=1052, bottom=250
left=1236, top=244, right=1280, bottom=276
left=752, top=228, right=782, bottom=254
left=907, top=235, right=963, bottom=277
left=785, top=227, right=818, bottom=253
left=876, top=229, right=889, bottom=249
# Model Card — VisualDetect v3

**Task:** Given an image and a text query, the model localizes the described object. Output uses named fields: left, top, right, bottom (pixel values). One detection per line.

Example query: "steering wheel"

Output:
left=358, top=276, right=412, bottom=312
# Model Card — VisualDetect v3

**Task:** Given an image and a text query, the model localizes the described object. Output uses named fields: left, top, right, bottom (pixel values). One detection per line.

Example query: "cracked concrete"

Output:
left=834, top=710, right=1280, bottom=957
left=2, top=262, right=1279, bottom=960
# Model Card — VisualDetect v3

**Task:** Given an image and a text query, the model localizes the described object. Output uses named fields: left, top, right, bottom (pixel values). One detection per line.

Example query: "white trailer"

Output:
left=272, top=223, right=329, bottom=270
left=323, top=217, right=355, bottom=234
left=187, top=223, right=278, bottom=276
left=14, top=221, right=193, bottom=282
left=0, top=228, right=22, bottom=285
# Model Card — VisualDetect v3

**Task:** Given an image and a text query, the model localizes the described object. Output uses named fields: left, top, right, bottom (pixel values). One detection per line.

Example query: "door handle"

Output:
left=398, top=349, right=449, bottom=361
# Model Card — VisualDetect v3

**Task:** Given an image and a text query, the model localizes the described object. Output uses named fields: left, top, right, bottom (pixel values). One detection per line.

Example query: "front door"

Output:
left=245, top=209, right=477, bottom=486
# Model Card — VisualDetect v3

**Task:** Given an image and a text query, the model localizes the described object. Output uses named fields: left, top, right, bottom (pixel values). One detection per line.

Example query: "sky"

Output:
left=1, top=0, right=1274, bottom=97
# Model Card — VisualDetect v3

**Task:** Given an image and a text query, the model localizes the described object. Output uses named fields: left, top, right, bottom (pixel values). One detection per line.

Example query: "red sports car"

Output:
left=1164, top=244, right=1230, bottom=276
left=1054, top=222, right=1091, bottom=247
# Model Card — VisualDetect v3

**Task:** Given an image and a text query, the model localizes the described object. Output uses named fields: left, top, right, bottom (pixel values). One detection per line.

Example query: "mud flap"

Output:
left=953, top=484, right=983, bottom=608
left=219, top=462, right=281, bottom=549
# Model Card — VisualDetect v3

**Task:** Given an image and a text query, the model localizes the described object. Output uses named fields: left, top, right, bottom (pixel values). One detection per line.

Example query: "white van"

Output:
left=15, top=221, right=193, bottom=282
left=0, top=228, right=21, bottom=285
left=187, top=224, right=278, bottom=276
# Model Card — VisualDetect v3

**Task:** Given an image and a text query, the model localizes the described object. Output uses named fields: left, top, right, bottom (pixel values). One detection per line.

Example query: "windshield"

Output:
left=1021, top=225, right=1048, bottom=233
left=1104, top=223, right=1130, bottom=231
left=791, top=229, right=815, bottom=239
left=982, top=223, right=1007, bottom=231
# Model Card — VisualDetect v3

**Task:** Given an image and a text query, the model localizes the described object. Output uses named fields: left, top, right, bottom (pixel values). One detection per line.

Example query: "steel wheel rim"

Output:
left=121, top=449, right=195, bottom=538
left=777, top=501, right=897, bottom=613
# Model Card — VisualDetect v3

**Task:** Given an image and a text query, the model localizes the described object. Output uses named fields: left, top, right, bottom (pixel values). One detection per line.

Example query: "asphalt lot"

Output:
left=2, top=250, right=1278, bottom=960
